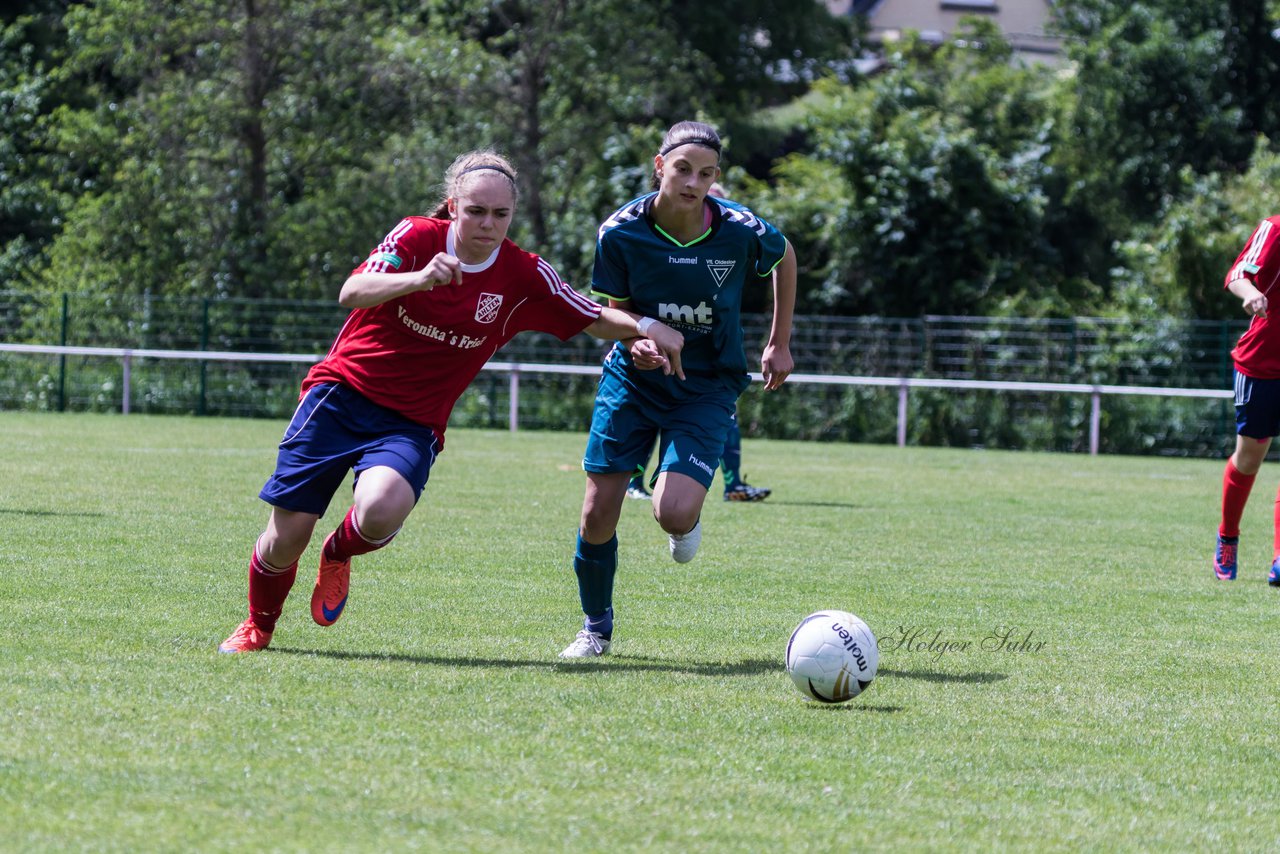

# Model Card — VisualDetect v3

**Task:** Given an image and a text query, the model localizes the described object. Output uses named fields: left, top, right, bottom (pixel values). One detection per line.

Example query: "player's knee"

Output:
left=353, top=467, right=417, bottom=534
left=580, top=508, right=619, bottom=542
left=258, top=529, right=310, bottom=567
left=653, top=506, right=698, bottom=537
left=354, top=499, right=411, bottom=541
left=1233, top=441, right=1270, bottom=475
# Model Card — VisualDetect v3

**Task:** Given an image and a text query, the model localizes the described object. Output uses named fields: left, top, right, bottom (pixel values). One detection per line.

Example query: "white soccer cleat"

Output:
left=669, top=519, right=702, bottom=564
left=559, top=629, right=611, bottom=659
left=626, top=484, right=653, bottom=501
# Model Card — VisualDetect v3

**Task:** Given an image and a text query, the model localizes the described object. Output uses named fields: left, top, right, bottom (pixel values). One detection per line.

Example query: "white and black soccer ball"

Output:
left=785, top=610, right=879, bottom=703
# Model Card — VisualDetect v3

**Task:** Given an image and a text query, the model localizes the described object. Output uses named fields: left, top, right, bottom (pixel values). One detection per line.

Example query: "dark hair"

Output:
left=651, top=121, right=721, bottom=189
left=429, top=149, right=519, bottom=218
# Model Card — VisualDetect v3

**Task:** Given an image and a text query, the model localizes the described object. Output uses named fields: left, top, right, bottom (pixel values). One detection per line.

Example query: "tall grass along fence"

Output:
left=0, top=291, right=1245, bottom=457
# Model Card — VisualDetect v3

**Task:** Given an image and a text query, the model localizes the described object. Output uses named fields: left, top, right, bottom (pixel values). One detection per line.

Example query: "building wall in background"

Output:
left=827, top=0, right=1063, bottom=65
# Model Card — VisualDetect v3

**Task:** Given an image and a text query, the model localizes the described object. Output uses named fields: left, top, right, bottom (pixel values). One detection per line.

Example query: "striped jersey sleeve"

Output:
left=508, top=254, right=601, bottom=341
left=1227, top=217, right=1280, bottom=293
left=534, top=257, right=601, bottom=320
left=1227, top=216, right=1280, bottom=378
left=354, top=218, right=419, bottom=275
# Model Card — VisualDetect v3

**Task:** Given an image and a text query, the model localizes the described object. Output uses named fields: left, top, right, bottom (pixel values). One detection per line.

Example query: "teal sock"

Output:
left=721, top=465, right=739, bottom=490
left=574, top=532, right=618, bottom=635
left=721, top=420, right=742, bottom=489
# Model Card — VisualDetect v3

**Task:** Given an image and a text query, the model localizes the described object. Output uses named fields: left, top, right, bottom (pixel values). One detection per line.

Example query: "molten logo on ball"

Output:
left=785, top=610, right=879, bottom=703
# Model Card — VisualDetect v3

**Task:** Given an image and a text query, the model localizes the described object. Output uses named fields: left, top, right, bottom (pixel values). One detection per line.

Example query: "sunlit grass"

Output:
left=2, top=411, right=1276, bottom=851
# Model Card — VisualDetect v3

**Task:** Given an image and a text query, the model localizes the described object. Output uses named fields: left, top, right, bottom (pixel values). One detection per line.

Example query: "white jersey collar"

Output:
left=447, top=222, right=501, bottom=273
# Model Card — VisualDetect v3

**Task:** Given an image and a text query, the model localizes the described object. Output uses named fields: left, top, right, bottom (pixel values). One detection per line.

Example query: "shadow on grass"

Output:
left=0, top=507, right=106, bottom=518
left=797, top=703, right=907, bottom=713
left=272, top=646, right=781, bottom=676
left=269, top=650, right=1007, bottom=687
left=558, top=655, right=781, bottom=676
left=880, top=667, right=1007, bottom=684
left=761, top=500, right=865, bottom=509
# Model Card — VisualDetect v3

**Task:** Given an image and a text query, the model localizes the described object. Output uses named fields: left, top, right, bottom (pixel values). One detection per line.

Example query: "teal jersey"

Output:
left=592, top=192, right=788, bottom=397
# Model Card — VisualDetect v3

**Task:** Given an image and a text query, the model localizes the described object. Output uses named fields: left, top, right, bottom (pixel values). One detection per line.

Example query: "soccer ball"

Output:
left=785, top=610, right=879, bottom=703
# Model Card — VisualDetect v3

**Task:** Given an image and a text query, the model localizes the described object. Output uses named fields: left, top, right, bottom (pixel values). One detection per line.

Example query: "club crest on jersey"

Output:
left=706, top=259, right=736, bottom=288
left=475, top=292, right=503, bottom=324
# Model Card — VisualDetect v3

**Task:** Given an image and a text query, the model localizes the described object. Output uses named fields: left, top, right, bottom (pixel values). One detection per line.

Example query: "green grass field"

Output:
left=4, top=411, right=1280, bottom=851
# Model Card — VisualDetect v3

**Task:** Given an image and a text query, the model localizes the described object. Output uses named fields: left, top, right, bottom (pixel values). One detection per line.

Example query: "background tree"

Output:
left=35, top=0, right=486, bottom=301
left=744, top=22, right=1066, bottom=318
left=1112, top=137, right=1280, bottom=320
left=1047, top=0, right=1280, bottom=299
left=8, top=0, right=1280, bottom=332
left=425, top=0, right=854, bottom=289
left=16, top=0, right=854, bottom=303
left=0, top=1, right=79, bottom=287
left=1054, top=7, right=1246, bottom=228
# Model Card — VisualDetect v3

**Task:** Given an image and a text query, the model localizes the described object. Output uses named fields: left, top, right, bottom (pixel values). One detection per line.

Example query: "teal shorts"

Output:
left=582, top=363, right=736, bottom=490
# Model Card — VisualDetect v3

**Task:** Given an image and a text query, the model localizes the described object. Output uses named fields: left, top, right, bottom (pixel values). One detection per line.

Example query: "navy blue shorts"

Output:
left=259, top=383, right=440, bottom=517
left=582, top=367, right=736, bottom=490
left=1234, top=370, right=1280, bottom=439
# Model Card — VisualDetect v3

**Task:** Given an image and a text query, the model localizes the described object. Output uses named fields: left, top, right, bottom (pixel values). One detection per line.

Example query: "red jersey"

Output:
left=301, top=216, right=601, bottom=437
left=1229, top=216, right=1280, bottom=378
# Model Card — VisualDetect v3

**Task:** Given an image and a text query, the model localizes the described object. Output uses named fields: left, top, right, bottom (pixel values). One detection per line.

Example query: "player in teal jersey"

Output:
left=626, top=182, right=773, bottom=504
left=561, top=122, right=797, bottom=658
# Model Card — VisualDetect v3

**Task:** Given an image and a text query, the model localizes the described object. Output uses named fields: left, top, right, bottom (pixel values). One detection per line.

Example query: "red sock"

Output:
left=1273, top=485, right=1280, bottom=559
left=323, top=506, right=396, bottom=562
left=247, top=548, right=297, bottom=633
left=1220, top=459, right=1257, bottom=538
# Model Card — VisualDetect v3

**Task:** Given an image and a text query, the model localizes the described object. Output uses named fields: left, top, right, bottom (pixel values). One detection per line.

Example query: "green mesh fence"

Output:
left=0, top=291, right=1244, bottom=456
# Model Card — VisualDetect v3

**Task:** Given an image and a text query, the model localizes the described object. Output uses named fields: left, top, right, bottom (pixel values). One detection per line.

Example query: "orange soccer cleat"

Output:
left=218, top=619, right=273, bottom=654
left=310, top=533, right=351, bottom=627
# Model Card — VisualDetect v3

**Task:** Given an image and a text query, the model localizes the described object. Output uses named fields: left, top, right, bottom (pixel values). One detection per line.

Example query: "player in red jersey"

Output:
left=219, top=149, right=684, bottom=653
left=1213, top=215, right=1280, bottom=582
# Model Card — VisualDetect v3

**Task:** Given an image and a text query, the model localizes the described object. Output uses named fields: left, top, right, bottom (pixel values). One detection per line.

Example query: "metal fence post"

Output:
left=1090, top=387, right=1101, bottom=455
left=897, top=379, right=909, bottom=447
left=198, top=297, right=210, bottom=415
left=122, top=352, right=132, bottom=414
left=57, top=293, right=68, bottom=412
left=508, top=367, right=520, bottom=432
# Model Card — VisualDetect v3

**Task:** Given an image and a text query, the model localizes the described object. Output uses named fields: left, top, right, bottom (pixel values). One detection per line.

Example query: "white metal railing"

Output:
left=0, top=343, right=1234, bottom=455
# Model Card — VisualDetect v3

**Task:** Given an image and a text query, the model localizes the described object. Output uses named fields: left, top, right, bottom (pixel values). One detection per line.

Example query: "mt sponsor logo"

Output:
left=658, top=301, right=713, bottom=327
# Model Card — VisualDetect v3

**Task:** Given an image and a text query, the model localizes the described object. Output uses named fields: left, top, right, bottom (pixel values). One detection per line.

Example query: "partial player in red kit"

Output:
left=1213, top=215, right=1280, bottom=583
left=218, top=149, right=684, bottom=653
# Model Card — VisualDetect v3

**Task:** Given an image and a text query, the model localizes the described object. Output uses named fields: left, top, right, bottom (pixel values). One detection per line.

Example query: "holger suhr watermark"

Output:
left=877, top=626, right=1047, bottom=661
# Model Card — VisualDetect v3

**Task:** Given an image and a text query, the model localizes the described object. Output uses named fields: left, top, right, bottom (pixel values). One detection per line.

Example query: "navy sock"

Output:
left=574, top=532, right=618, bottom=637
left=721, top=420, right=742, bottom=489
left=585, top=607, right=614, bottom=637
